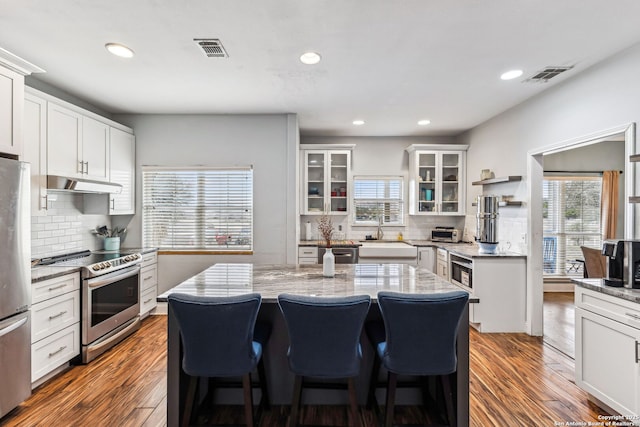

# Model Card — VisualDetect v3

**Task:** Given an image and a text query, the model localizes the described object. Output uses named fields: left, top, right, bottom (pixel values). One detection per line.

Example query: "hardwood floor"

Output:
left=543, top=292, right=575, bottom=358
left=1, top=314, right=608, bottom=427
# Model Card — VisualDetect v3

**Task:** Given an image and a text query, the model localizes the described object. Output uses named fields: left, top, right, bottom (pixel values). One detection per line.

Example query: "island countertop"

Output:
left=157, top=263, right=478, bottom=303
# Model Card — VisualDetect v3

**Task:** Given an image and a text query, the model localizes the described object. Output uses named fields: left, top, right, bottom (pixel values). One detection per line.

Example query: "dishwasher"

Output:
left=318, top=247, right=359, bottom=264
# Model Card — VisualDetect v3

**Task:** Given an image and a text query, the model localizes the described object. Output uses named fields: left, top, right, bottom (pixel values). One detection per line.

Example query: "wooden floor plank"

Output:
left=0, top=314, right=611, bottom=427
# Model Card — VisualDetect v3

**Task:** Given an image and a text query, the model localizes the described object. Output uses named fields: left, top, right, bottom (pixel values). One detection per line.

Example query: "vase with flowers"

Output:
left=317, top=214, right=335, bottom=277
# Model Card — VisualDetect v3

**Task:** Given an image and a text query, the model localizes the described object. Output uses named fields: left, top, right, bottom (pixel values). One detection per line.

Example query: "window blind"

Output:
left=353, top=177, right=404, bottom=225
left=142, top=167, right=253, bottom=251
left=542, top=176, right=601, bottom=276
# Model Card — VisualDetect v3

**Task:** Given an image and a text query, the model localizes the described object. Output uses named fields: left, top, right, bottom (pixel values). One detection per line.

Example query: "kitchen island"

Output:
left=158, top=263, right=476, bottom=427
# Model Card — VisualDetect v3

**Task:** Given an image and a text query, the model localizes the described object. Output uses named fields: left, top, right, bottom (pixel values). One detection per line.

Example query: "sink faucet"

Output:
left=376, top=215, right=384, bottom=240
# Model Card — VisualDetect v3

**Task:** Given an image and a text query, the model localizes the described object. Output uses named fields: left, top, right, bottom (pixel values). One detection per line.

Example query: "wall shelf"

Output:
left=472, top=175, right=522, bottom=186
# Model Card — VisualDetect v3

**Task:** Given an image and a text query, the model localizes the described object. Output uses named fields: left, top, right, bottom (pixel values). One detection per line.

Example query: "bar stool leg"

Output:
left=242, top=373, right=255, bottom=427
left=289, top=375, right=303, bottom=427
left=347, top=377, right=360, bottom=427
left=384, top=372, right=398, bottom=427
left=182, top=375, right=198, bottom=427
left=441, top=374, right=456, bottom=427
left=367, top=354, right=381, bottom=410
left=257, top=358, right=270, bottom=410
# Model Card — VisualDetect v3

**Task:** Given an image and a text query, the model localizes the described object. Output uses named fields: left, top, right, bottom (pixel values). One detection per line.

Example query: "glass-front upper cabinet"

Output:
left=301, top=146, right=353, bottom=215
left=406, top=144, right=468, bottom=216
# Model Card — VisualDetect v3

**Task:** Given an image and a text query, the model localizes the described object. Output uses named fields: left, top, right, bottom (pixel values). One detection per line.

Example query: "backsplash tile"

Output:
left=31, top=193, right=111, bottom=259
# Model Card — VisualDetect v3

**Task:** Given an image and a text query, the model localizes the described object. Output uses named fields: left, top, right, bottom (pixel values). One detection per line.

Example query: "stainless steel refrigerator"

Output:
left=0, top=157, right=31, bottom=419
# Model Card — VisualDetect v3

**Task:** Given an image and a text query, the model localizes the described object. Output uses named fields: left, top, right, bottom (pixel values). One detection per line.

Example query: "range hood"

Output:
left=47, top=175, right=122, bottom=194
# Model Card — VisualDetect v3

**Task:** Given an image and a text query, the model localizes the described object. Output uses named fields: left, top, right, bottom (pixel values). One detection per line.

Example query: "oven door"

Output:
left=83, top=265, right=140, bottom=345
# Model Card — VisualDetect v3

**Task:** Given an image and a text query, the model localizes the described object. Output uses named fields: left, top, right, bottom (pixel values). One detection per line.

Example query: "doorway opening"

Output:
left=526, top=124, right=635, bottom=349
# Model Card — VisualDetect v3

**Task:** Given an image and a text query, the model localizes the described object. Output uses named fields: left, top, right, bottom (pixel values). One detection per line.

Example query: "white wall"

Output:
left=458, top=40, right=640, bottom=334
left=114, top=113, right=299, bottom=293
left=301, top=136, right=466, bottom=241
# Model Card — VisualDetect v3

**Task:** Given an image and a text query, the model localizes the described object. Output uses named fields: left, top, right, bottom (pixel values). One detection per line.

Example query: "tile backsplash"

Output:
left=31, top=193, right=111, bottom=259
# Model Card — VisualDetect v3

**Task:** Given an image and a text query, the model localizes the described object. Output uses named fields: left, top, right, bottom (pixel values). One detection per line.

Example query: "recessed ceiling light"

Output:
left=500, top=69, right=523, bottom=80
left=352, top=120, right=365, bottom=126
left=105, top=43, right=135, bottom=58
left=300, top=52, right=321, bottom=65
left=417, top=119, right=431, bottom=126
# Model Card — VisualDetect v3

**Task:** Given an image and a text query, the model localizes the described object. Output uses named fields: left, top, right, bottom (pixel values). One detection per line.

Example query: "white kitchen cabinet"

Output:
left=140, top=251, right=158, bottom=317
left=301, top=145, right=354, bottom=215
left=436, top=248, right=449, bottom=280
left=0, top=65, right=24, bottom=157
left=108, top=127, right=135, bottom=214
left=31, top=272, right=81, bottom=385
left=575, top=286, right=640, bottom=417
left=406, top=144, right=468, bottom=216
left=418, top=247, right=436, bottom=272
left=23, top=92, right=48, bottom=215
left=47, top=102, right=109, bottom=182
left=298, top=246, right=319, bottom=264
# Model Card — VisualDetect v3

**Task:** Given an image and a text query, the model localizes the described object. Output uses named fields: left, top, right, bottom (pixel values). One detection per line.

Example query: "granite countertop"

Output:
left=572, top=277, right=640, bottom=304
left=158, top=263, right=479, bottom=303
left=31, top=265, right=81, bottom=283
left=94, top=247, right=158, bottom=254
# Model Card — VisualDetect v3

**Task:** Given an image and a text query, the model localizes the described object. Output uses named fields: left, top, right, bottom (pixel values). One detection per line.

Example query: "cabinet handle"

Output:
left=48, top=310, right=68, bottom=320
left=48, top=284, right=68, bottom=291
left=41, top=195, right=48, bottom=210
left=48, top=345, right=67, bottom=358
left=626, top=312, right=640, bottom=321
left=111, top=198, right=115, bottom=210
left=84, top=161, right=89, bottom=174
left=78, top=161, right=84, bottom=174
left=636, top=341, right=640, bottom=363
left=143, top=298, right=153, bottom=304
left=144, top=275, right=154, bottom=281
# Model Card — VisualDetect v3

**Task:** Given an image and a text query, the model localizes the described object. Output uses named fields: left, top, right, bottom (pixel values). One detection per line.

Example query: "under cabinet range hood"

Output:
left=47, top=175, right=123, bottom=194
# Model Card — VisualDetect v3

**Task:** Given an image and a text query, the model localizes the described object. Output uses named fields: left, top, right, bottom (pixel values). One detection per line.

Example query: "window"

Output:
left=543, top=176, right=601, bottom=276
left=142, top=167, right=253, bottom=251
left=353, top=176, right=404, bottom=225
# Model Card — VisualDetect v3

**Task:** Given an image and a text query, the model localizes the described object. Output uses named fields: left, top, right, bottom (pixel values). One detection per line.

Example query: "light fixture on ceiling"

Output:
left=417, top=119, right=431, bottom=126
left=500, top=69, right=523, bottom=80
left=105, top=43, right=135, bottom=58
left=352, top=120, right=365, bottom=126
left=300, top=52, right=321, bottom=65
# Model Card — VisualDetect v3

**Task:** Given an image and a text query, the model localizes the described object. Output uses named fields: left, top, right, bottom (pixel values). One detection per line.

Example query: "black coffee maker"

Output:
left=602, top=240, right=640, bottom=289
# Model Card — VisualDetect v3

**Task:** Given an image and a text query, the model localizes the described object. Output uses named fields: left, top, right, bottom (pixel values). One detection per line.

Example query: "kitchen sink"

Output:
left=358, top=241, right=418, bottom=259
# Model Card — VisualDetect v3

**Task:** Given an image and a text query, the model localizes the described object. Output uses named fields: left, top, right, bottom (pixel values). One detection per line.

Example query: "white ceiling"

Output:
left=2, top=0, right=640, bottom=137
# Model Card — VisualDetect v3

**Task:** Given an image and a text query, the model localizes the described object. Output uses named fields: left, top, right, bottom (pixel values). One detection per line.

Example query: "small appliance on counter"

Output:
left=602, top=240, right=640, bottom=288
left=476, top=195, right=499, bottom=254
left=431, top=226, right=460, bottom=243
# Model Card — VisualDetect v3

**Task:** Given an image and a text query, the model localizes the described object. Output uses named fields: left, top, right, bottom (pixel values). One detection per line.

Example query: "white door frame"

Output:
left=526, top=123, right=636, bottom=336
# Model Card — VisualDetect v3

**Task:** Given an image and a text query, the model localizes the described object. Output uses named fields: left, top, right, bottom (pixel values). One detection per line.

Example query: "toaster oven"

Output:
left=431, top=227, right=461, bottom=243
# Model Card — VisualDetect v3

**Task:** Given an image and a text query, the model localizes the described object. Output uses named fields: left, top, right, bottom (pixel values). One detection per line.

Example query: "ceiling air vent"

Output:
left=526, top=66, right=573, bottom=83
left=194, top=39, right=228, bottom=58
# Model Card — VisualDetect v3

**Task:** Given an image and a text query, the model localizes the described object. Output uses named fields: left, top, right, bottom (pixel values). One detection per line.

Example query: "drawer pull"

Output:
left=144, top=276, right=154, bottom=281
left=143, top=298, right=154, bottom=304
left=48, top=311, right=68, bottom=320
left=636, top=341, right=640, bottom=364
left=48, top=284, right=68, bottom=291
left=49, top=345, right=67, bottom=357
left=626, top=312, right=640, bottom=321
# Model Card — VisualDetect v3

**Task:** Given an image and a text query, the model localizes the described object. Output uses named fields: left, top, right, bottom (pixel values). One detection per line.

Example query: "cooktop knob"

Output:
left=92, top=265, right=100, bottom=271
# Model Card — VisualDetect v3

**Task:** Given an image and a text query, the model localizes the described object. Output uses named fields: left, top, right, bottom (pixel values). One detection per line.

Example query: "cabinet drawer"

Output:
left=32, top=323, right=80, bottom=382
left=141, top=264, right=158, bottom=292
left=298, top=246, right=318, bottom=258
left=437, top=248, right=448, bottom=261
left=575, top=287, right=640, bottom=328
left=298, top=257, right=318, bottom=265
left=32, top=273, right=80, bottom=304
left=140, top=287, right=157, bottom=315
left=142, top=251, right=157, bottom=267
left=32, top=291, right=80, bottom=343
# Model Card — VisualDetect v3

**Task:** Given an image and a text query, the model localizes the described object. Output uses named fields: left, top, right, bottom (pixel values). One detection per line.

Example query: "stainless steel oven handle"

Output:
left=87, top=265, right=140, bottom=289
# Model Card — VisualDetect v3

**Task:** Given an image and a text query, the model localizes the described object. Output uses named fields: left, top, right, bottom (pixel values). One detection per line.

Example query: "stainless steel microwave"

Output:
left=431, top=228, right=461, bottom=243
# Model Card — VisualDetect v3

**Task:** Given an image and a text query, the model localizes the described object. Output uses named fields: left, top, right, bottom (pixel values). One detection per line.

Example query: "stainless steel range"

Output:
left=39, top=250, right=142, bottom=363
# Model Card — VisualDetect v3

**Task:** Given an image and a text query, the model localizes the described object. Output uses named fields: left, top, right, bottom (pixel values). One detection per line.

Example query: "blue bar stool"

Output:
left=366, top=291, right=469, bottom=427
left=168, top=293, right=271, bottom=427
left=277, top=293, right=371, bottom=427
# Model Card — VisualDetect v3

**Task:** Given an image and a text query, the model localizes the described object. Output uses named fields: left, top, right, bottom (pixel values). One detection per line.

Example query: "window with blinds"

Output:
left=353, top=177, right=404, bottom=225
left=542, top=176, right=602, bottom=276
left=142, top=167, right=253, bottom=251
